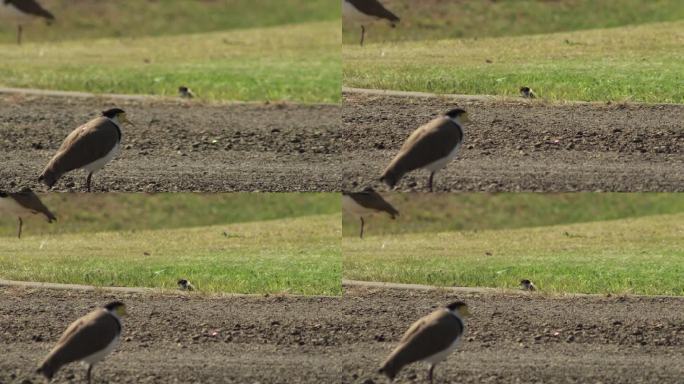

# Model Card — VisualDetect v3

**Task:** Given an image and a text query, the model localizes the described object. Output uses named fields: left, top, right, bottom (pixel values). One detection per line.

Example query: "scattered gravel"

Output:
left=0, top=95, right=341, bottom=192
left=342, top=92, right=684, bottom=192
left=2, top=286, right=682, bottom=383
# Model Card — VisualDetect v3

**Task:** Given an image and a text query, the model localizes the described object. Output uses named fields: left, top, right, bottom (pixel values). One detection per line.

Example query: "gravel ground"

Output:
left=342, top=92, right=684, bottom=192
left=0, top=94, right=341, bottom=192
left=340, top=286, right=684, bottom=384
left=1, top=285, right=682, bottom=383
left=0, top=286, right=344, bottom=384
left=3, top=93, right=682, bottom=193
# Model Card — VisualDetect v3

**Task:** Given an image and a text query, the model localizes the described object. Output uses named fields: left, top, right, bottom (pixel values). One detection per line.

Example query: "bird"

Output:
left=381, top=108, right=467, bottom=192
left=0, top=187, right=56, bottom=238
left=342, top=187, right=399, bottom=238
left=178, top=86, right=194, bottom=99
left=0, top=0, right=55, bottom=44
left=177, top=279, right=194, bottom=291
left=379, top=301, right=470, bottom=384
left=343, top=0, right=399, bottom=46
left=520, top=86, right=536, bottom=99
left=520, top=279, right=536, bottom=291
left=37, top=301, right=127, bottom=384
left=39, top=108, right=134, bottom=192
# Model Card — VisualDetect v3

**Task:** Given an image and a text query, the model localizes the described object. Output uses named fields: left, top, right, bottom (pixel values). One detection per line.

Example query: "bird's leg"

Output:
left=86, top=172, right=93, bottom=192
left=17, top=217, right=23, bottom=238
left=17, top=25, right=22, bottom=45
left=86, top=364, right=93, bottom=384
left=428, top=172, right=435, bottom=192
left=360, top=25, right=365, bottom=46
left=428, top=364, right=435, bottom=384
left=359, top=217, right=365, bottom=239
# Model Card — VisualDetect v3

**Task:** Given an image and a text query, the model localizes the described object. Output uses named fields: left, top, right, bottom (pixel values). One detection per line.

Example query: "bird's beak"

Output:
left=118, top=307, right=128, bottom=317
left=461, top=113, right=470, bottom=123
left=460, top=307, right=471, bottom=317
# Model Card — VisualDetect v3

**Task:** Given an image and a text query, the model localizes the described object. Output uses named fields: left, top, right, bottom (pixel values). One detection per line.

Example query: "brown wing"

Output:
left=348, top=190, right=399, bottom=218
left=399, top=316, right=428, bottom=343
left=347, top=0, right=399, bottom=22
left=9, top=189, right=56, bottom=222
left=7, top=0, right=54, bottom=19
left=43, top=310, right=120, bottom=369
left=383, top=310, right=464, bottom=371
left=386, top=117, right=463, bottom=175
left=44, top=117, right=121, bottom=175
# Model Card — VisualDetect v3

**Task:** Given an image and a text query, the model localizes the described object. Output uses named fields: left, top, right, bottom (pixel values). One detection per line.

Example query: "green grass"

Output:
left=0, top=21, right=341, bottom=103
left=344, top=21, right=684, bottom=103
left=343, top=193, right=684, bottom=237
left=343, top=213, right=684, bottom=296
left=343, top=0, right=684, bottom=43
left=0, top=0, right=339, bottom=43
left=0, top=193, right=340, bottom=237
left=0, top=213, right=342, bottom=296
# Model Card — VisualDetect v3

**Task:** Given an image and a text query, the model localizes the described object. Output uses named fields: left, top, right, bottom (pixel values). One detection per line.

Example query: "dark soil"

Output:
left=1, top=285, right=682, bottom=383
left=342, top=93, right=684, bottom=192
left=0, top=286, right=344, bottom=384
left=339, top=286, right=684, bottom=384
left=0, top=94, right=341, bottom=192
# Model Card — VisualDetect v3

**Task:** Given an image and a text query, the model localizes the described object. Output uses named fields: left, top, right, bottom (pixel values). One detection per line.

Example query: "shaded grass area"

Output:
left=344, top=21, right=684, bottom=103
left=0, top=214, right=342, bottom=295
left=0, top=193, right=340, bottom=237
left=0, top=0, right=339, bottom=43
left=342, top=193, right=684, bottom=237
left=343, top=0, right=684, bottom=44
left=0, top=21, right=341, bottom=103
left=343, top=213, right=684, bottom=296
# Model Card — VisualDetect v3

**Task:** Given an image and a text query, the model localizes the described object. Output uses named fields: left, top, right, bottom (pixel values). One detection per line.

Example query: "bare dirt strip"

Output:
left=2, top=285, right=682, bottom=383
left=0, top=94, right=341, bottom=192
left=0, top=286, right=344, bottom=384
left=342, top=92, right=683, bottom=192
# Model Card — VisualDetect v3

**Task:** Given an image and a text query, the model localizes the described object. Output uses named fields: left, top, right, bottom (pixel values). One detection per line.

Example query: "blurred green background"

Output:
left=0, top=0, right=341, bottom=103
left=343, top=0, right=684, bottom=103
left=342, top=0, right=684, bottom=43
left=342, top=193, right=684, bottom=296
left=0, top=193, right=341, bottom=295
left=1, top=192, right=339, bottom=236
left=342, top=193, right=684, bottom=237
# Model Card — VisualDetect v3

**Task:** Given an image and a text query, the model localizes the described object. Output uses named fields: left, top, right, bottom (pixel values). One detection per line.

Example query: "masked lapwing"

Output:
left=39, top=108, right=134, bottom=192
left=343, top=0, right=399, bottom=46
left=178, top=86, right=194, bottom=99
left=37, top=301, right=126, bottom=384
left=520, top=279, right=536, bottom=291
left=178, top=279, right=195, bottom=291
left=0, top=187, right=56, bottom=238
left=381, top=109, right=467, bottom=192
left=379, top=301, right=470, bottom=384
left=342, top=187, right=398, bottom=238
left=0, top=0, right=54, bottom=44
left=520, top=86, right=536, bottom=99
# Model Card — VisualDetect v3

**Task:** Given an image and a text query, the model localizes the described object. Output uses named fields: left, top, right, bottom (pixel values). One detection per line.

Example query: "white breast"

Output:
left=423, top=311, right=466, bottom=365
left=81, top=334, right=120, bottom=365
left=423, top=123, right=464, bottom=172
left=423, top=335, right=462, bottom=365
left=424, top=142, right=462, bottom=172
left=81, top=141, right=120, bottom=173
